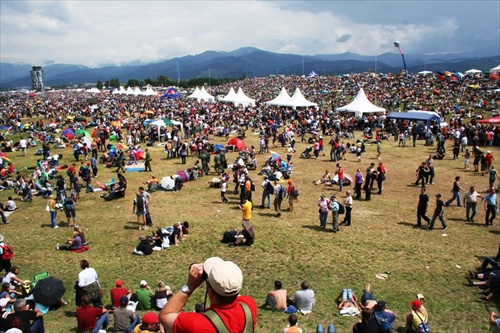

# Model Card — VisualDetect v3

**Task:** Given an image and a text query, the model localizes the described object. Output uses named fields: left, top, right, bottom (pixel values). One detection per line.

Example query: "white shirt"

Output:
left=344, top=195, right=353, bottom=207
left=78, top=267, right=99, bottom=287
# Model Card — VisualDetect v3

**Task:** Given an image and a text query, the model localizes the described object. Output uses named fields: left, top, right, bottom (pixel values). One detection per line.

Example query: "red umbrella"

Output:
left=478, top=116, right=500, bottom=124
left=227, top=137, right=246, bottom=151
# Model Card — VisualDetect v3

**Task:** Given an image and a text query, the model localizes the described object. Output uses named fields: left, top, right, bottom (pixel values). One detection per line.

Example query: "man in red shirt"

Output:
left=159, top=257, right=257, bottom=333
left=76, top=295, right=109, bottom=333
left=337, top=163, right=345, bottom=191
left=110, top=279, right=131, bottom=308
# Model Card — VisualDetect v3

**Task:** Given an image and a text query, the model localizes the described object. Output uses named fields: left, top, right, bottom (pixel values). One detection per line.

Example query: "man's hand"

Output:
left=186, top=263, right=205, bottom=292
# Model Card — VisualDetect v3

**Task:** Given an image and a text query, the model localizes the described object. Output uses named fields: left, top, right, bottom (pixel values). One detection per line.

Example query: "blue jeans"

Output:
left=261, top=191, right=271, bottom=207
left=31, top=316, right=45, bottom=333
left=316, top=324, right=336, bottom=333
left=445, top=191, right=462, bottom=206
left=124, top=314, right=140, bottom=333
left=486, top=205, right=497, bottom=225
left=319, top=210, right=328, bottom=228
left=91, top=312, right=109, bottom=333
left=429, top=212, right=447, bottom=230
left=50, top=211, right=57, bottom=228
left=342, top=289, right=353, bottom=302
left=361, top=290, right=377, bottom=304
left=466, top=202, right=477, bottom=221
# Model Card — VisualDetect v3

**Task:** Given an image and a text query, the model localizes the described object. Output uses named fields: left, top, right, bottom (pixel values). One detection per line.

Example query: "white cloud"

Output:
left=0, top=1, right=498, bottom=66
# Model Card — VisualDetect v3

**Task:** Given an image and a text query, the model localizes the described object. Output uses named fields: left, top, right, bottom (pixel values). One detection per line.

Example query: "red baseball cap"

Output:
left=115, top=279, right=123, bottom=287
left=142, top=312, right=159, bottom=325
left=409, top=299, right=422, bottom=308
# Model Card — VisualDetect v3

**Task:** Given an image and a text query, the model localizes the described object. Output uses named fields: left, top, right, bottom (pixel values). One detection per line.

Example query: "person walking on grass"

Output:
left=484, top=187, right=498, bottom=227
left=463, top=186, right=483, bottom=223
left=444, top=176, right=465, bottom=207
left=144, top=148, right=152, bottom=172
left=417, top=187, right=431, bottom=227
left=428, top=193, right=447, bottom=231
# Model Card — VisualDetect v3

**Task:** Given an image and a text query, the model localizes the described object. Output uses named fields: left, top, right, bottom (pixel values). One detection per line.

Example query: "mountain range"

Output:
left=1, top=47, right=499, bottom=89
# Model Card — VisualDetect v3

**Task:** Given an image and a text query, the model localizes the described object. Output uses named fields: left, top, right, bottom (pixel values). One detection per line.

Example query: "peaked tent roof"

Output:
left=265, top=87, right=292, bottom=106
left=337, top=88, right=385, bottom=117
left=279, top=87, right=317, bottom=110
left=187, top=87, right=201, bottom=99
left=194, top=86, right=215, bottom=102
left=491, top=65, right=500, bottom=73
left=219, top=87, right=236, bottom=102
left=230, top=88, right=255, bottom=107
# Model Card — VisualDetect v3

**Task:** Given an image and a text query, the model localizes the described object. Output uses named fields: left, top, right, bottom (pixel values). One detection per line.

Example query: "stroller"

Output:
left=301, top=147, right=312, bottom=158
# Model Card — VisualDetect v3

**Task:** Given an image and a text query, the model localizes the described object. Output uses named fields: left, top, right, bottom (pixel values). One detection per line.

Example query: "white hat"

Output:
left=204, top=257, right=242, bottom=297
left=6, top=329, right=23, bottom=333
left=140, top=280, right=148, bottom=286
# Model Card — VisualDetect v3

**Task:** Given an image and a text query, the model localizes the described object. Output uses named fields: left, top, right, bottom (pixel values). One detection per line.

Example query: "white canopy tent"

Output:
left=490, top=65, right=500, bottom=73
left=187, top=87, right=201, bottom=99
left=219, top=87, right=236, bottom=102
left=147, top=119, right=185, bottom=137
left=230, top=88, right=255, bottom=107
left=193, top=86, right=214, bottom=102
left=265, top=87, right=292, bottom=106
left=86, top=87, right=101, bottom=93
left=418, top=71, right=433, bottom=75
left=465, top=69, right=482, bottom=75
left=112, top=86, right=127, bottom=95
left=337, top=88, right=386, bottom=117
left=143, top=86, right=157, bottom=96
left=279, top=87, right=317, bottom=110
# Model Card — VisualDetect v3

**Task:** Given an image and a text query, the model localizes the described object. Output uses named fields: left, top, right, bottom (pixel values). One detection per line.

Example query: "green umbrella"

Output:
left=163, top=118, right=174, bottom=126
left=75, top=129, right=87, bottom=135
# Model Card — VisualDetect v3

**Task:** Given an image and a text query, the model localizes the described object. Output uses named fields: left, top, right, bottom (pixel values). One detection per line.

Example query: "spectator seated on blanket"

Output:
left=314, top=170, right=332, bottom=185
left=56, top=231, right=82, bottom=251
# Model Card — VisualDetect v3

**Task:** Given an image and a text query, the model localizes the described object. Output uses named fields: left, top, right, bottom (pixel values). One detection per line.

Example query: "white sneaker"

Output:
left=53, top=226, right=59, bottom=229
left=144, top=226, right=149, bottom=230
left=138, top=226, right=142, bottom=231
left=98, top=330, right=107, bottom=333
left=56, top=243, right=60, bottom=250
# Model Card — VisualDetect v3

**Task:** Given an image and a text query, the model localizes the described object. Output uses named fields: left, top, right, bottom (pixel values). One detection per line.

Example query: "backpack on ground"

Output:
left=1, top=244, right=14, bottom=260
left=337, top=203, right=345, bottom=215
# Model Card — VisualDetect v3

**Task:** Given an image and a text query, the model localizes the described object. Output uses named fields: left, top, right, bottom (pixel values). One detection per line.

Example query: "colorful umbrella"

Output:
left=270, top=151, right=280, bottom=161
left=227, top=137, right=246, bottom=151
left=213, top=144, right=225, bottom=153
left=75, top=129, right=87, bottom=136
left=114, top=143, right=128, bottom=150
left=62, top=128, right=74, bottom=139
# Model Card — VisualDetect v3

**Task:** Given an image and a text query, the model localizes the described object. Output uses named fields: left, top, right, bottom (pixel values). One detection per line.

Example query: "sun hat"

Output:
left=204, top=257, right=242, bottom=297
left=409, top=299, right=422, bottom=308
left=142, top=312, right=159, bottom=325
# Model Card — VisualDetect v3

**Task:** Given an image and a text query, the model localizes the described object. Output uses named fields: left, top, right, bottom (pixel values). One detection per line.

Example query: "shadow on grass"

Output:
left=302, top=225, right=330, bottom=232
left=256, top=212, right=279, bottom=217
left=489, top=230, right=500, bottom=235
left=467, top=222, right=490, bottom=227
left=448, top=217, right=466, bottom=222
left=124, top=221, right=140, bottom=230
left=396, top=221, right=424, bottom=229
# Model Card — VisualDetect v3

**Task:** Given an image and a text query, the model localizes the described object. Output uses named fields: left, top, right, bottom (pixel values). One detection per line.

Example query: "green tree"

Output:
left=96, top=81, right=103, bottom=90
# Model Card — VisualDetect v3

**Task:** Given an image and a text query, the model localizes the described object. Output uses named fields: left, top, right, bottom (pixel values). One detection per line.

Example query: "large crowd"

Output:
left=0, top=71, right=498, bottom=332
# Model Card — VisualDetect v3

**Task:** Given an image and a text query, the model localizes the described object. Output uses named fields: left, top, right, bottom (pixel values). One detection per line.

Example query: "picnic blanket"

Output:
left=70, top=245, right=90, bottom=253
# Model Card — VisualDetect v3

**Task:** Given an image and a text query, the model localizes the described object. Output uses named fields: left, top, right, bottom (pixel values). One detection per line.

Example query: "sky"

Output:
left=1, top=0, right=499, bottom=67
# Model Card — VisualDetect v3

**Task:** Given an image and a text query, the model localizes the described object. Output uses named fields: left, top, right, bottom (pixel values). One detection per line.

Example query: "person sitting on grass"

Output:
left=405, top=299, right=428, bottom=333
left=282, top=314, right=302, bottom=333
left=145, top=175, right=160, bottom=192
left=133, top=235, right=153, bottom=256
left=262, top=280, right=287, bottom=312
left=353, top=308, right=379, bottom=333
left=56, top=231, right=82, bottom=251
left=314, top=169, right=332, bottom=185
left=76, top=294, right=109, bottom=333
left=102, top=173, right=127, bottom=201
left=113, top=295, right=140, bottom=333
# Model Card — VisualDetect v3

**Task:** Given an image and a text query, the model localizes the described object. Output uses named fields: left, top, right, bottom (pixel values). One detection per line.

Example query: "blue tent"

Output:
left=387, top=110, right=442, bottom=128
left=162, top=87, right=180, bottom=100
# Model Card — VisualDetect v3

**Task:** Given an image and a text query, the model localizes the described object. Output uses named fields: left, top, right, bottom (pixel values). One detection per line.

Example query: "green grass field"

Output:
left=0, top=128, right=498, bottom=332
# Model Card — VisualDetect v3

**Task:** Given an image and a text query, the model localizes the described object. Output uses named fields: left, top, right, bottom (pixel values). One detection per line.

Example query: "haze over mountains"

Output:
left=1, top=47, right=499, bottom=89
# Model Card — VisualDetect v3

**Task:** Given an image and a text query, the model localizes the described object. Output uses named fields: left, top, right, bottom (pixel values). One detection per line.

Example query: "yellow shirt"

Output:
left=242, top=201, right=252, bottom=220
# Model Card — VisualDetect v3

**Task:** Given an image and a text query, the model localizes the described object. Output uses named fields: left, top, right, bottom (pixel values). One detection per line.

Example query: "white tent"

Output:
left=86, top=87, right=101, bottom=93
left=279, top=87, right=317, bottom=110
left=147, top=119, right=185, bottom=136
left=230, top=88, right=255, bottom=107
left=194, top=86, right=215, bottom=102
left=187, top=87, right=201, bottom=99
left=337, top=88, right=386, bottom=117
left=112, top=86, right=127, bottom=95
left=465, top=69, right=482, bottom=75
left=265, top=87, right=292, bottom=106
left=143, top=86, right=157, bottom=96
left=490, top=65, right=500, bottom=73
left=125, top=87, right=134, bottom=95
left=418, top=71, right=433, bottom=75
left=219, top=87, right=236, bottom=102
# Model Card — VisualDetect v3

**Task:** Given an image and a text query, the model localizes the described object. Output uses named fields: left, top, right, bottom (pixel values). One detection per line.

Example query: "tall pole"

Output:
left=394, top=41, right=408, bottom=76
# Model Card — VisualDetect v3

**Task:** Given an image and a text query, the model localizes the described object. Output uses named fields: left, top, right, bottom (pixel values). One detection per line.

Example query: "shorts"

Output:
left=136, top=210, right=146, bottom=216
left=64, top=208, right=76, bottom=218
